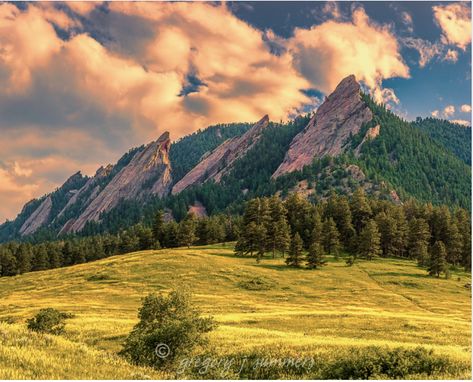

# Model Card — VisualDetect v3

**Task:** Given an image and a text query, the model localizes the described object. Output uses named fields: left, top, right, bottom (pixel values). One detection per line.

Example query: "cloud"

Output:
left=0, top=3, right=62, bottom=92
left=431, top=110, right=440, bottom=118
left=443, top=105, right=455, bottom=117
left=461, top=104, right=472, bottom=113
left=401, top=11, right=414, bottom=33
left=444, top=49, right=459, bottom=63
left=65, top=1, right=102, bottom=16
left=402, top=37, right=461, bottom=67
left=322, top=2, right=342, bottom=20
left=285, top=7, right=409, bottom=104
left=433, top=2, right=471, bottom=50
left=450, top=119, right=470, bottom=126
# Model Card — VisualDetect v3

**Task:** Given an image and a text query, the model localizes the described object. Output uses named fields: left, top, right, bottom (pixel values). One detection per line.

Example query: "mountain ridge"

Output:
left=0, top=75, right=470, bottom=242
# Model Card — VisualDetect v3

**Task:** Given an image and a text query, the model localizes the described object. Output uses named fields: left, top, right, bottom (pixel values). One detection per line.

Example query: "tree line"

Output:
left=0, top=214, right=240, bottom=277
left=0, top=189, right=470, bottom=278
left=235, top=189, right=471, bottom=276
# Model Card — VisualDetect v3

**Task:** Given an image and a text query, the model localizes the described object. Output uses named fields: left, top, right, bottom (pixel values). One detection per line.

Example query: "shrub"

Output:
left=120, top=289, right=216, bottom=370
left=238, top=277, right=275, bottom=291
left=26, top=308, right=73, bottom=335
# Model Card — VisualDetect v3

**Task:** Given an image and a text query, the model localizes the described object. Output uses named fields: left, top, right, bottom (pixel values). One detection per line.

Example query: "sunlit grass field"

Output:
left=0, top=244, right=471, bottom=379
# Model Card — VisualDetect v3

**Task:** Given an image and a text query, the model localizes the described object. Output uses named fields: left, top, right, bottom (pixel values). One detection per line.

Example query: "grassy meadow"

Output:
left=0, top=244, right=471, bottom=379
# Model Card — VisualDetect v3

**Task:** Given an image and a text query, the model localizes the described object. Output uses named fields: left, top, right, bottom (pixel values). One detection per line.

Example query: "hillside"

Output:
left=0, top=245, right=470, bottom=379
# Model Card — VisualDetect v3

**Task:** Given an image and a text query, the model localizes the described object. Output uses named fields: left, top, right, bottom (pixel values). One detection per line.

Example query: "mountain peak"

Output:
left=172, top=115, right=270, bottom=194
left=272, top=74, right=371, bottom=178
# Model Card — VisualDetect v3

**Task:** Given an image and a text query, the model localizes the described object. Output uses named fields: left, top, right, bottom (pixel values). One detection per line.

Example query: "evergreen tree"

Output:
left=273, top=218, right=291, bottom=257
left=306, top=241, right=326, bottom=269
left=325, top=192, right=355, bottom=248
left=429, top=241, right=447, bottom=278
left=446, top=222, right=462, bottom=266
left=0, top=248, right=18, bottom=276
left=310, top=211, right=323, bottom=246
left=357, top=220, right=381, bottom=260
left=178, top=214, right=198, bottom=248
left=455, top=209, right=472, bottom=271
left=16, top=243, right=32, bottom=274
left=286, top=233, right=303, bottom=267
left=267, top=196, right=288, bottom=257
left=152, top=210, right=165, bottom=246
left=32, top=244, right=49, bottom=271
left=350, top=188, right=372, bottom=234
left=322, top=218, right=341, bottom=257
left=408, top=218, right=430, bottom=267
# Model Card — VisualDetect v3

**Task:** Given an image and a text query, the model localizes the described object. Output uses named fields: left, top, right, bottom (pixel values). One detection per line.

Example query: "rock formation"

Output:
left=172, top=115, right=269, bottom=194
left=19, top=196, right=52, bottom=236
left=354, top=124, right=381, bottom=156
left=272, top=75, right=372, bottom=178
left=67, top=132, right=172, bottom=232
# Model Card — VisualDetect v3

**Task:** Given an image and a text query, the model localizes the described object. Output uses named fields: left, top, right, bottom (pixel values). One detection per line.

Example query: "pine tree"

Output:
left=325, top=192, right=355, bottom=248
left=32, top=244, right=49, bottom=271
left=446, top=221, right=462, bottom=266
left=350, top=188, right=372, bottom=234
left=310, top=211, right=323, bottom=246
left=429, top=241, right=447, bottom=278
left=16, top=243, right=32, bottom=274
left=267, top=196, right=288, bottom=257
left=408, top=218, right=430, bottom=267
left=0, top=248, right=18, bottom=276
left=322, top=218, right=340, bottom=257
left=306, top=241, right=326, bottom=269
left=286, top=233, right=303, bottom=267
left=357, top=220, right=381, bottom=260
left=274, top=218, right=291, bottom=257
left=178, top=214, right=198, bottom=248
left=455, top=209, right=472, bottom=271
left=152, top=210, right=165, bottom=246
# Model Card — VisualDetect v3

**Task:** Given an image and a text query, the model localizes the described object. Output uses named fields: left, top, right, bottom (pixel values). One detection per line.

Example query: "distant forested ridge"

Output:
left=412, top=117, right=471, bottom=165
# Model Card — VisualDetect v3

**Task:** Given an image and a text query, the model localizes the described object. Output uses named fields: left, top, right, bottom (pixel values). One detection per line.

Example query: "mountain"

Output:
left=65, top=132, right=172, bottom=233
left=172, top=115, right=269, bottom=194
left=0, top=75, right=470, bottom=242
left=273, top=75, right=372, bottom=177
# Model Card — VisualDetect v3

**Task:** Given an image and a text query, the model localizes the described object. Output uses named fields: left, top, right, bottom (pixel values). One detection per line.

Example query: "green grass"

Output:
left=0, top=244, right=471, bottom=379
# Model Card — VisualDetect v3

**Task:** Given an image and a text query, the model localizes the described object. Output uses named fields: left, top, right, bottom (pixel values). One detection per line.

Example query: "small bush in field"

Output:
left=26, top=308, right=73, bottom=335
left=120, top=289, right=216, bottom=369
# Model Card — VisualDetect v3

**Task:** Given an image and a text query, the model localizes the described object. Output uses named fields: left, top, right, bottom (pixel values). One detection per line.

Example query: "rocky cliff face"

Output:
left=272, top=75, right=372, bottom=178
left=19, top=196, right=53, bottom=236
left=172, top=115, right=269, bottom=194
left=67, top=132, right=172, bottom=232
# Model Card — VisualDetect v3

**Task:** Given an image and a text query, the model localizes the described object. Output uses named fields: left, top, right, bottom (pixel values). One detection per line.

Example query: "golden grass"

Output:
left=0, top=244, right=471, bottom=379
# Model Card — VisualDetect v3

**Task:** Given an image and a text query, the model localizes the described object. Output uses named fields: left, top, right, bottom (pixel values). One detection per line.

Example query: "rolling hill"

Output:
left=0, top=244, right=470, bottom=379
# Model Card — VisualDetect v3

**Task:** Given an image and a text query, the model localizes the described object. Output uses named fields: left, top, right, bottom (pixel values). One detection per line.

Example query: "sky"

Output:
left=0, top=1, right=471, bottom=223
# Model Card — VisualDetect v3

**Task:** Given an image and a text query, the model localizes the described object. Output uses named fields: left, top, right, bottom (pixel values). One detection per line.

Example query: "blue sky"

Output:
left=0, top=1, right=471, bottom=222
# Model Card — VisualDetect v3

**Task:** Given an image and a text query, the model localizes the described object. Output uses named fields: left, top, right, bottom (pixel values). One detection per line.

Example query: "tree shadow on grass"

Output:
left=369, top=271, right=428, bottom=279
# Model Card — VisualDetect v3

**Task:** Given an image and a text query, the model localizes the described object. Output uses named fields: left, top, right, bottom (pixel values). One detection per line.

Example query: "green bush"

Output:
left=26, top=308, right=73, bottom=335
left=120, top=289, right=216, bottom=370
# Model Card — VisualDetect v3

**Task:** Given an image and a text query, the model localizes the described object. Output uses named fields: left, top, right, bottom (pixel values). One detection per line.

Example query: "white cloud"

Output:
left=433, top=2, right=471, bottom=50
left=450, top=119, right=470, bottom=126
left=460, top=104, right=472, bottom=113
left=285, top=7, right=409, bottom=105
left=443, top=105, right=455, bottom=117
left=431, top=110, right=440, bottom=118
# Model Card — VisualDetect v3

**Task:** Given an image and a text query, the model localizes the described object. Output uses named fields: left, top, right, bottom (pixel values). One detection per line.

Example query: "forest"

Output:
left=0, top=189, right=470, bottom=278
